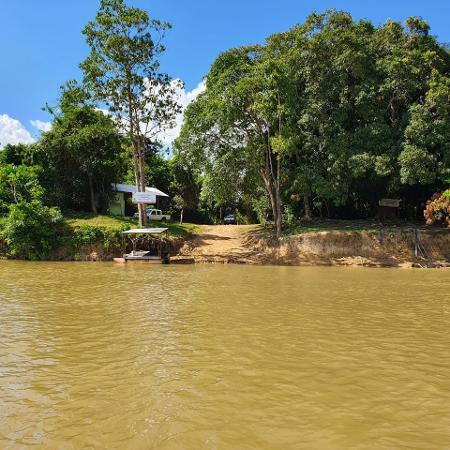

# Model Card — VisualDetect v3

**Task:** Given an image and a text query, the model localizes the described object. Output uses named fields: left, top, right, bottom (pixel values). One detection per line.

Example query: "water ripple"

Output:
left=0, top=262, right=449, bottom=449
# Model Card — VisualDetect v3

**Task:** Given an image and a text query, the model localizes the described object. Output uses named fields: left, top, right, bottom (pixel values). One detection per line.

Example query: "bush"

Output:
left=74, top=224, right=105, bottom=245
left=1, top=201, right=63, bottom=259
left=73, top=224, right=126, bottom=250
left=424, top=189, right=450, bottom=228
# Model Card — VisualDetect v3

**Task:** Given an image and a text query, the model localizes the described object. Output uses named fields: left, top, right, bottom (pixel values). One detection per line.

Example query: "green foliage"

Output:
left=81, top=0, right=180, bottom=132
left=283, top=205, right=297, bottom=227
left=177, top=10, right=450, bottom=226
left=39, top=85, right=125, bottom=213
left=73, top=224, right=126, bottom=250
left=399, top=145, right=436, bottom=184
left=0, top=164, right=44, bottom=214
left=168, top=153, right=201, bottom=219
left=234, top=210, right=250, bottom=225
left=400, top=71, right=450, bottom=185
left=0, top=143, right=38, bottom=166
left=74, top=224, right=105, bottom=245
left=251, top=192, right=271, bottom=226
left=145, top=154, right=173, bottom=195
left=1, top=201, right=63, bottom=260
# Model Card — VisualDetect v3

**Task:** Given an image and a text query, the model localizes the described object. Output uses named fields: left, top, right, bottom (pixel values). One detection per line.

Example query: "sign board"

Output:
left=132, top=192, right=156, bottom=204
left=379, top=198, right=401, bottom=208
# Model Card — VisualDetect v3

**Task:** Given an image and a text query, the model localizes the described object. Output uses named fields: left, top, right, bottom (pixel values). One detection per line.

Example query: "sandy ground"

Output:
left=176, top=225, right=260, bottom=263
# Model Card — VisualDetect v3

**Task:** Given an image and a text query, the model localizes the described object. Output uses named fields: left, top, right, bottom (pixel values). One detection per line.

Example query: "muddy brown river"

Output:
left=0, top=262, right=449, bottom=449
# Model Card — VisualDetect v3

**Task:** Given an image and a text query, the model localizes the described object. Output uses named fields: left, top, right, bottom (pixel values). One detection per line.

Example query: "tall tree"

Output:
left=176, top=46, right=287, bottom=237
left=81, top=0, right=182, bottom=225
left=40, top=84, right=124, bottom=213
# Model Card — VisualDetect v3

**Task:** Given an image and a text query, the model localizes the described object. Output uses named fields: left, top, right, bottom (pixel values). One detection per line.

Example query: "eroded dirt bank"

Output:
left=174, top=225, right=450, bottom=268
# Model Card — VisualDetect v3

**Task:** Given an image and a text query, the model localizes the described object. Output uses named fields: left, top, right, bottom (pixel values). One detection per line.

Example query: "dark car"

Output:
left=223, top=214, right=236, bottom=224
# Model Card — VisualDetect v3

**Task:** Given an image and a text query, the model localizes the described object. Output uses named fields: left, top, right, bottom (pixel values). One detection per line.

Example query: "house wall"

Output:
left=110, top=192, right=125, bottom=216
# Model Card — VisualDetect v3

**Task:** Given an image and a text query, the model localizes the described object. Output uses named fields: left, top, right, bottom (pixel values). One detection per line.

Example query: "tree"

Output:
left=400, top=71, right=450, bottom=185
left=177, top=10, right=450, bottom=227
left=81, top=0, right=182, bottom=225
left=169, top=153, right=201, bottom=223
left=0, top=143, right=38, bottom=166
left=0, top=164, right=44, bottom=214
left=176, top=46, right=287, bottom=237
left=40, top=85, right=124, bottom=213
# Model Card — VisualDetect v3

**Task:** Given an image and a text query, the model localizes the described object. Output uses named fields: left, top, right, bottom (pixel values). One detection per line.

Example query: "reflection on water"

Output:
left=0, top=262, right=449, bottom=449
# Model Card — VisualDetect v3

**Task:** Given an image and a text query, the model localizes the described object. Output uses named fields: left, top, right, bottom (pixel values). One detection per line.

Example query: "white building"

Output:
left=110, top=183, right=169, bottom=217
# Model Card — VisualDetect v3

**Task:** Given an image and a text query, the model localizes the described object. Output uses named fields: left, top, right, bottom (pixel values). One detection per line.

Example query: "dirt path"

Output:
left=176, top=225, right=261, bottom=263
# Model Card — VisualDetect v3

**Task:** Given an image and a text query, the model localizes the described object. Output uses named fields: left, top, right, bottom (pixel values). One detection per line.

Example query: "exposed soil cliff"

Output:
left=175, top=225, right=450, bottom=268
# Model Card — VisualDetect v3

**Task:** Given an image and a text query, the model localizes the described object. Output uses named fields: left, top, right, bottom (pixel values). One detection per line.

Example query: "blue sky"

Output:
left=1, top=0, right=449, bottom=147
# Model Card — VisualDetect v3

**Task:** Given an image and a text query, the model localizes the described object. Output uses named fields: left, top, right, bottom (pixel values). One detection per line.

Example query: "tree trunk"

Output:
left=88, top=173, right=97, bottom=214
left=274, top=158, right=282, bottom=238
left=304, top=195, right=312, bottom=221
left=127, top=78, right=147, bottom=228
left=261, top=169, right=282, bottom=239
left=133, top=140, right=147, bottom=227
left=180, top=208, right=183, bottom=225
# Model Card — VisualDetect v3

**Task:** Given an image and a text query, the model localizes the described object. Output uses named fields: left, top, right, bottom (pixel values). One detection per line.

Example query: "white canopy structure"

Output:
left=121, top=228, right=168, bottom=235
left=116, top=227, right=170, bottom=264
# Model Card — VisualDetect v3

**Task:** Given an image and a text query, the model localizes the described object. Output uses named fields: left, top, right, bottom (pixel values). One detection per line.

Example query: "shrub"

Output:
left=1, top=201, right=63, bottom=259
left=74, top=224, right=104, bottom=245
left=73, top=224, right=126, bottom=251
left=424, top=189, right=450, bottom=228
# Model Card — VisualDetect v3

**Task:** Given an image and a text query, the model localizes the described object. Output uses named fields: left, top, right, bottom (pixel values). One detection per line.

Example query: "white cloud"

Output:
left=30, top=119, right=52, bottom=132
left=0, top=114, right=35, bottom=148
left=158, top=79, right=206, bottom=147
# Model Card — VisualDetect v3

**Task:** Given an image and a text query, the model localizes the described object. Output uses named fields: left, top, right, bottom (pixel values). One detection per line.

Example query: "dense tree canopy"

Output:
left=176, top=10, right=450, bottom=233
left=38, top=85, right=125, bottom=213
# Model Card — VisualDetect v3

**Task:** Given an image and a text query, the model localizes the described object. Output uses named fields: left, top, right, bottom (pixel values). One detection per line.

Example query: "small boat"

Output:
left=114, top=228, right=170, bottom=264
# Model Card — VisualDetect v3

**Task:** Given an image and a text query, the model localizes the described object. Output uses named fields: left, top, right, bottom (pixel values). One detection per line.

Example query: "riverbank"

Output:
left=1, top=214, right=449, bottom=267
left=0, top=213, right=197, bottom=262
left=174, top=223, right=450, bottom=268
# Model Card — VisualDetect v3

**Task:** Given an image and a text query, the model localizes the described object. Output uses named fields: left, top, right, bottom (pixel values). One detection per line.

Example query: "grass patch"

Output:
left=63, top=211, right=199, bottom=237
left=282, top=219, right=426, bottom=236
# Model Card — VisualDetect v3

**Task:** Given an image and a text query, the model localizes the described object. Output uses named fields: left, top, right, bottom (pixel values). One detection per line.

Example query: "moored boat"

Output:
left=114, top=228, right=170, bottom=264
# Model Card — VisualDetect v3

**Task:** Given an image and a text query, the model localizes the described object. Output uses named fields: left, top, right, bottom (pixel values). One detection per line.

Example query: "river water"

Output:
left=0, top=262, right=449, bottom=449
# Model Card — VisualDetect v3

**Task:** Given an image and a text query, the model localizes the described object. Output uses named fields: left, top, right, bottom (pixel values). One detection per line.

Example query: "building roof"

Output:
left=121, top=228, right=168, bottom=235
left=112, top=183, right=169, bottom=197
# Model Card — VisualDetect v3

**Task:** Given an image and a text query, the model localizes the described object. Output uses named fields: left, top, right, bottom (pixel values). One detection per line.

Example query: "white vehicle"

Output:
left=134, top=208, right=171, bottom=221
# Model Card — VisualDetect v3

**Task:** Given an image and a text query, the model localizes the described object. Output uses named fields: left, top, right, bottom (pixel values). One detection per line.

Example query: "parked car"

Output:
left=134, top=208, right=171, bottom=222
left=223, top=214, right=236, bottom=224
